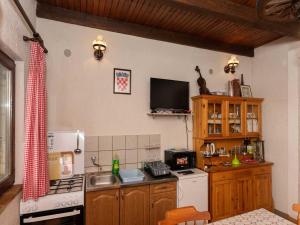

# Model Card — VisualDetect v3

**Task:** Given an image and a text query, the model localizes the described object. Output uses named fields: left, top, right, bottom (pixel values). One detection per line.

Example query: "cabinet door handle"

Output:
left=115, top=191, right=119, bottom=200
left=151, top=202, right=154, bottom=208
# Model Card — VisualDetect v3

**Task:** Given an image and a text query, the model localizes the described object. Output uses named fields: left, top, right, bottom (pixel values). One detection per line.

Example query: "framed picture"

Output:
left=113, top=68, right=131, bottom=94
left=240, top=85, right=252, bottom=97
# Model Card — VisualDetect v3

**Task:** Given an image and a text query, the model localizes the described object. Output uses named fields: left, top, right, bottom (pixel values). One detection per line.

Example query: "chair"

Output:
left=293, top=203, right=300, bottom=225
left=158, top=206, right=211, bottom=225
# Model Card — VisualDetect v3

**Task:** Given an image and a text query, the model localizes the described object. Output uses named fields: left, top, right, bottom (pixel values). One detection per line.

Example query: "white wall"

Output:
left=0, top=0, right=37, bottom=224
left=36, top=18, right=253, bottom=157
left=253, top=37, right=300, bottom=217
left=0, top=0, right=37, bottom=185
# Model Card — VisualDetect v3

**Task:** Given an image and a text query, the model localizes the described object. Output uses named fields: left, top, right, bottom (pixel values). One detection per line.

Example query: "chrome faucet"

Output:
left=91, top=156, right=102, bottom=171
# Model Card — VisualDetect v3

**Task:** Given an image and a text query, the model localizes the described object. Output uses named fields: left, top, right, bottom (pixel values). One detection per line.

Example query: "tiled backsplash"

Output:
left=84, top=134, right=161, bottom=172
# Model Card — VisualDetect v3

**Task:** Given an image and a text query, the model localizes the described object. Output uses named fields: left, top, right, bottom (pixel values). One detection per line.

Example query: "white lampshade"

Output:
left=228, top=55, right=239, bottom=65
left=92, top=35, right=107, bottom=51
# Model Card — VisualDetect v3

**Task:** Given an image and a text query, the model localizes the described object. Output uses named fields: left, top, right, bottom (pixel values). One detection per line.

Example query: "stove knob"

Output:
left=24, top=206, right=31, bottom=213
left=73, top=200, right=79, bottom=205
left=33, top=205, right=38, bottom=212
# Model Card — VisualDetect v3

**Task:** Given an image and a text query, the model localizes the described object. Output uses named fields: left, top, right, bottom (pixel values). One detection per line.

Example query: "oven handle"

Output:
left=23, top=209, right=81, bottom=223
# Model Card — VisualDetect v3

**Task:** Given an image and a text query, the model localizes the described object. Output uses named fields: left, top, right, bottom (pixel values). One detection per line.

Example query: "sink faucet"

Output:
left=91, top=156, right=102, bottom=171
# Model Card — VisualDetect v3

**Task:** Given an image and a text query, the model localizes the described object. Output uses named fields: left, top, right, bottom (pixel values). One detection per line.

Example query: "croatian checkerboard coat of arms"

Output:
left=113, top=68, right=131, bottom=94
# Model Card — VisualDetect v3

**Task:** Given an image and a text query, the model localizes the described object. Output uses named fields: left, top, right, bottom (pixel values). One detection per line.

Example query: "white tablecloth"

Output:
left=209, top=208, right=295, bottom=225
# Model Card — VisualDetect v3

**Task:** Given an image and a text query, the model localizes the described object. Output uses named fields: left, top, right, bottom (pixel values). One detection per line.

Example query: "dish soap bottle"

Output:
left=112, top=159, right=119, bottom=175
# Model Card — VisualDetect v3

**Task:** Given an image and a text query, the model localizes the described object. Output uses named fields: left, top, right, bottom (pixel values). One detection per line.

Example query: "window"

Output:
left=0, top=50, right=15, bottom=195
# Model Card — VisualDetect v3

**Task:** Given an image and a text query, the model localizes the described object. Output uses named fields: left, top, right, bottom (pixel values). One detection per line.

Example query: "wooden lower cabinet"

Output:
left=253, top=174, right=272, bottom=210
left=150, top=192, right=177, bottom=225
left=86, top=189, right=119, bottom=225
left=120, top=186, right=150, bottom=225
left=149, top=182, right=177, bottom=225
left=234, top=177, right=253, bottom=214
left=211, top=180, right=235, bottom=220
left=86, top=182, right=177, bottom=225
left=210, top=164, right=272, bottom=221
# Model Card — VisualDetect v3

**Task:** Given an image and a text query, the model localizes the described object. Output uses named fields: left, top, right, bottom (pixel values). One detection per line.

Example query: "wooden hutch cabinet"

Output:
left=192, top=95, right=263, bottom=142
left=192, top=95, right=272, bottom=221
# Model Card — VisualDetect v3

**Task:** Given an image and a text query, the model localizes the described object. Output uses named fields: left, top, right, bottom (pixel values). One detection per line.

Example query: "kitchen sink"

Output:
left=88, top=173, right=117, bottom=186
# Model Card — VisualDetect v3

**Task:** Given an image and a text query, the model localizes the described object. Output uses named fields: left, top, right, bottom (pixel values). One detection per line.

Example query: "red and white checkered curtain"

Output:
left=23, top=42, right=49, bottom=201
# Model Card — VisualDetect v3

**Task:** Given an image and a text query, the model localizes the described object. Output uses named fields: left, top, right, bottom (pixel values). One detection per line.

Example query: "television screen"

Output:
left=150, top=78, right=189, bottom=111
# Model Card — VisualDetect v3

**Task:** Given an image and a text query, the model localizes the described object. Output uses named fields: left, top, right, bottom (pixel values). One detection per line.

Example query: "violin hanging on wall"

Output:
left=195, top=66, right=211, bottom=95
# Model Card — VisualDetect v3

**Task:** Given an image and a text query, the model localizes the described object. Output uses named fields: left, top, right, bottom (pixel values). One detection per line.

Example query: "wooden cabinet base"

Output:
left=149, top=182, right=177, bottom=225
left=120, top=186, right=150, bottom=225
left=86, top=182, right=177, bottom=225
left=209, top=164, right=272, bottom=221
left=86, top=189, right=119, bottom=225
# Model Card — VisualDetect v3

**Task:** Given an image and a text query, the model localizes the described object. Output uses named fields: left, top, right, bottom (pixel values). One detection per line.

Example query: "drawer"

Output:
left=150, top=182, right=176, bottom=194
left=253, top=165, right=271, bottom=175
left=211, top=166, right=272, bottom=182
left=211, top=169, right=253, bottom=182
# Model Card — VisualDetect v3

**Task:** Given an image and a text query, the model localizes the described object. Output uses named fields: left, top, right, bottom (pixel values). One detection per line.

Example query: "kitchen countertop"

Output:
left=85, top=170, right=178, bottom=192
left=204, top=161, right=273, bottom=173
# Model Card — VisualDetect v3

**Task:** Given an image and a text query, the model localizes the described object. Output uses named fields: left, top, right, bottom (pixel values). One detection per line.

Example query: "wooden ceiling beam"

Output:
left=153, top=0, right=300, bottom=38
left=36, top=2, right=254, bottom=57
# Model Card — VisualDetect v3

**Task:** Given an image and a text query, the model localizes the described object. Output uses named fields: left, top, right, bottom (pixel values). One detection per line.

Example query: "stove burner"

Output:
left=48, top=175, right=84, bottom=195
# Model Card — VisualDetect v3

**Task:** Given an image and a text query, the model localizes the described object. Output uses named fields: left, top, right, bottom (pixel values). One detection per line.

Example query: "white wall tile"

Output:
left=126, top=163, right=137, bottom=169
left=113, top=150, right=126, bottom=164
left=99, top=150, right=113, bottom=166
left=138, top=135, right=150, bottom=148
left=137, top=162, right=143, bottom=169
left=101, top=165, right=113, bottom=172
left=85, top=151, right=98, bottom=167
left=120, top=164, right=126, bottom=169
left=126, top=149, right=138, bottom=163
left=150, top=134, right=161, bottom=148
left=85, top=166, right=99, bottom=173
left=85, top=136, right=99, bottom=151
left=138, top=148, right=147, bottom=162
left=113, top=136, right=126, bottom=150
left=99, top=136, right=113, bottom=150
left=126, top=135, right=138, bottom=150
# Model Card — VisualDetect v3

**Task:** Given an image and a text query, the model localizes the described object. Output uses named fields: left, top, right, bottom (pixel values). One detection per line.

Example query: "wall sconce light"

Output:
left=224, top=55, right=239, bottom=74
left=92, top=35, right=107, bottom=60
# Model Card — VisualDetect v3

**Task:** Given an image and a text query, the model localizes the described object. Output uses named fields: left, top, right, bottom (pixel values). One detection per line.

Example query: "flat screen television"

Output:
left=150, top=78, right=189, bottom=112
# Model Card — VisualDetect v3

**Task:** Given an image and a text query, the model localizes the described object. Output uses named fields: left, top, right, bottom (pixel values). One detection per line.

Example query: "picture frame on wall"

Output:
left=113, top=68, right=131, bottom=94
left=240, top=85, right=252, bottom=97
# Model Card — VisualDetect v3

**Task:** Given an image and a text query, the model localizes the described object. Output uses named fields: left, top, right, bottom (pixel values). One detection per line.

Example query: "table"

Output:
left=209, top=208, right=295, bottom=225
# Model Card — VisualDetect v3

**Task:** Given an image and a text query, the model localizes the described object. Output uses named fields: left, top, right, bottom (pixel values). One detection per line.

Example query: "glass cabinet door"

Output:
left=207, top=101, right=223, bottom=136
left=245, top=102, right=261, bottom=135
left=227, top=102, right=243, bottom=136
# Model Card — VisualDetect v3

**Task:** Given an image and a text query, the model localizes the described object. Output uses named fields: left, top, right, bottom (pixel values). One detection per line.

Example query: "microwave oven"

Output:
left=164, top=149, right=196, bottom=170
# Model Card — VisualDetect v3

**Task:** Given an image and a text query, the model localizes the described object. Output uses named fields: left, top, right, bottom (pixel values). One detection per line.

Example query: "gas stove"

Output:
left=20, top=174, right=85, bottom=214
left=20, top=131, right=85, bottom=225
left=48, top=175, right=84, bottom=195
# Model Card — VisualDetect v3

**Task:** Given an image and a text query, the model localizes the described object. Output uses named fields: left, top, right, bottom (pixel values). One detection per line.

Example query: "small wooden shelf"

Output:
left=147, top=112, right=191, bottom=118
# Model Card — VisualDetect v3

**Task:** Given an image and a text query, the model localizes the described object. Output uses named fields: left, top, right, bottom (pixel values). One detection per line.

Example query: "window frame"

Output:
left=0, top=49, right=15, bottom=195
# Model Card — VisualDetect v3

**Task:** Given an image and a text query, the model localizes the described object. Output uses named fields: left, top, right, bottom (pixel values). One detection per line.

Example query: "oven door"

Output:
left=20, top=206, right=83, bottom=225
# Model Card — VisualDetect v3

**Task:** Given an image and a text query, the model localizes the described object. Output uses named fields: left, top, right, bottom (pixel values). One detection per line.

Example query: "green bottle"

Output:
left=112, top=159, right=119, bottom=175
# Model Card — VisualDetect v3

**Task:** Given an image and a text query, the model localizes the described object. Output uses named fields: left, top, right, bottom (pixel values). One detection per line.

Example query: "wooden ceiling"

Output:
left=36, top=0, right=299, bottom=57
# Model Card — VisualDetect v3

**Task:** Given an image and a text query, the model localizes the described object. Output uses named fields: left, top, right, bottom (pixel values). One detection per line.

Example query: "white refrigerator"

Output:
left=173, top=168, right=208, bottom=211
